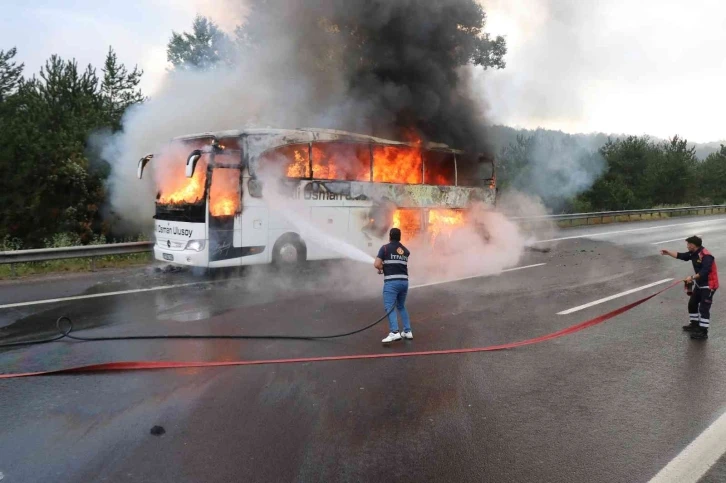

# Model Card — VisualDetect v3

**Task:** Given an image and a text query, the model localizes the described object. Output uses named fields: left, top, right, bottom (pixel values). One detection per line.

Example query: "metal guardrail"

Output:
left=512, top=205, right=726, bottom=225
left=0, top=241, right=154, bottom=276
left=2, top=205, right=726, bottom=276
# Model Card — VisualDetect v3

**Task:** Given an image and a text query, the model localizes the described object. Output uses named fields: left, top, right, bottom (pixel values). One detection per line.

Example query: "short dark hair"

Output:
left=686, top=235, right=702, bottom=247
left=389, top=228, right=401, bottom=242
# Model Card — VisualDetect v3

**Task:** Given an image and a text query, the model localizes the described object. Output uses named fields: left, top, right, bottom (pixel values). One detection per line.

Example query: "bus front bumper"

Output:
left=154, top=245, right=208, bottom=267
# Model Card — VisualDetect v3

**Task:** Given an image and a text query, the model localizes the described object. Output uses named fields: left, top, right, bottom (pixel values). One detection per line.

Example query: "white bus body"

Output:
left=138, top=128, right=496, bottom=268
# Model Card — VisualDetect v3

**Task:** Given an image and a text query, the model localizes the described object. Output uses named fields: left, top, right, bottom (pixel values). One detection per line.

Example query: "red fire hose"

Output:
left=0, top=281, right=681, bottom=380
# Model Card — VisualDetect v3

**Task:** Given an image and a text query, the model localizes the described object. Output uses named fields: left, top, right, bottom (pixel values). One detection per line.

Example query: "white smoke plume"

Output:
left=94, top=0, right=570, bottom=290
left=496, top=129, right=607, bottom=211
left=406, top=203, right=527, bottom=283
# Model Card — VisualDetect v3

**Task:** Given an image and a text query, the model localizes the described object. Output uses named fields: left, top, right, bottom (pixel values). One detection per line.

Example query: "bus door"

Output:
left=239, top=202, right=268, bottom=256
left=208, top=166, right=242, bottom=264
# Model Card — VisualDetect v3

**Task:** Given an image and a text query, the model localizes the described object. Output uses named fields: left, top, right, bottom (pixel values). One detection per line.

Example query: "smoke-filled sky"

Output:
left=2, top=0, right=725, bottom=143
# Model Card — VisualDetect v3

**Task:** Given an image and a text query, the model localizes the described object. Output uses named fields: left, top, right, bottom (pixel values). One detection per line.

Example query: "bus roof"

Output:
left=171, top=128, right=466, bottom=154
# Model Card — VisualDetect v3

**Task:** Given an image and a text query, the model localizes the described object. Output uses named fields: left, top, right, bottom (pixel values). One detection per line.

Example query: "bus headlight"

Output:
left=185, top=240, right=206, bottom=252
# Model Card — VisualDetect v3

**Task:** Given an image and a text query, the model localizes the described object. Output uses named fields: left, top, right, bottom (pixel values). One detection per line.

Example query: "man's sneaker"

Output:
left=382, top=332, right=402, bottom=344
left=402, top=331, right=413, bottom=340
left=683, top=321, right=699, bottom=332
left=691, top=328, right=709, bottom=340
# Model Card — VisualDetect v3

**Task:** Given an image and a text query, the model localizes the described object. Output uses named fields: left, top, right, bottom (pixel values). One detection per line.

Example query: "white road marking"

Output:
left=557, top=278, right=674, bottom=315
left=0, top=281, right=216, bottom=310
left=648, top=410, right=726, bottom=483
left=411, top=263, right=547, bottom=290
left=533, top=219, right=724, bottom=244
left=652, top=225, right=726, bottom=245
left=652, top=237, right=692, bottom=245
left=0, top=264, right=547, bottom=310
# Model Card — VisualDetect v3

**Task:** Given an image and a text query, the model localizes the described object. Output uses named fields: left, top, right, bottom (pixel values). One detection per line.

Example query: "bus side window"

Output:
left=311, top=143, right=371, bottom=182
left=457, top=153, right=494, bottom=187
left=424, top=151, right=456, bottom=186
left=258, top=144, right=311, bottom=179
left=372, top=145, right=423, bottom=184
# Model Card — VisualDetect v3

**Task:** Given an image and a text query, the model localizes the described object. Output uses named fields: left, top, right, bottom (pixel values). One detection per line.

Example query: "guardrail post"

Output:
left=90, top=257, right=96, bottom=272
left=11, top=263, right=16, bottom=278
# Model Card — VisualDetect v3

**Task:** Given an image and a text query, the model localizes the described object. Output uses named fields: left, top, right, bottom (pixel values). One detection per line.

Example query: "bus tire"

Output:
left=272, top=234, right=306, bottom=268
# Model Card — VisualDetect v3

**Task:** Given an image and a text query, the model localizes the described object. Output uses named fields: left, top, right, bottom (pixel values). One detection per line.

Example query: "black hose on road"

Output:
left=0, top=307, right=396, bottom=349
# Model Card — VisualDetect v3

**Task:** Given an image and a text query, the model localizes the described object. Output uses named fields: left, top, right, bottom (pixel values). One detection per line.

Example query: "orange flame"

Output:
left=210, top=198, right=237, bottom=216
left=428, top=209, right=465, bottom=245
left=312, top=144, right=370, bottom=181
left=373, top=146, right=422, bottom=184
left=286, top=148, right=311, bottom=178
left=390, top=208, right=467, bottom=245
left=156, top=140, right=211, bottom=206
left=209, top=168, right=241, bottom=216
left=266, top=132, right=457, bottom=187
left=391, top=209, right=423, bottom=241
left=401, top=128, right=424, bottom=146
left=157, top=161, right=207, bottom=205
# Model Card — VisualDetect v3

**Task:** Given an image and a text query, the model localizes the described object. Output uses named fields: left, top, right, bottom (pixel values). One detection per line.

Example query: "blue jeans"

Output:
left=383, top=280, right=411, bottom=333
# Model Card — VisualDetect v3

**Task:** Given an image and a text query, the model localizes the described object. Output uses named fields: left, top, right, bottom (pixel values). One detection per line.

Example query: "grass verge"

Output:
left=0, top=253, right=153, bottom=280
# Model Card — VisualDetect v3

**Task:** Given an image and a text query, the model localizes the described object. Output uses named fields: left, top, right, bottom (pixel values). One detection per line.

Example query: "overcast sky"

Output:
left=2, top=0, right=725, bottom=143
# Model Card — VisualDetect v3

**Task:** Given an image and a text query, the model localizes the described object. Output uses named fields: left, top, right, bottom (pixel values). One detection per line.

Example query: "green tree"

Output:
left=699, top=145, right=726, bottom=203
left=579, top=136, right=658, bottom=210
left=644, top=136, right=697, bottom=206
left=577, top=135, right=700, bottom=211
left=167, top=16, right=235, bottom=70
left=101, top=47, right=145, bottom=130
left=0, top=56, right=104, bottom=244
left=0, top=47, right=24, bottom=101
left=0, top=51, right=144, bottom=246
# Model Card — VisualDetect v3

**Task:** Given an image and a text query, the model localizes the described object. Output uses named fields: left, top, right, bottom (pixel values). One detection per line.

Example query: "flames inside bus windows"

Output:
left=392, top=209, right=423, bottom=241
left=312, top=143, right=371, bottom=181
left=427, top=209, right=466, bottom=246
left=257, top=144, right=312, bottom=180
left=423, top=151, right=456, bottom=186
left=372, top=145, right=423, bottom=184
left=391, top=208, right=466, bottom=246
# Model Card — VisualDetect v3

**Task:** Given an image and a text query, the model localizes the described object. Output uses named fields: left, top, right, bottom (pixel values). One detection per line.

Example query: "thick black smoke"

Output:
left=101, top=0, right=506, bottom=233
left=238, top=0, right=506, bottom=152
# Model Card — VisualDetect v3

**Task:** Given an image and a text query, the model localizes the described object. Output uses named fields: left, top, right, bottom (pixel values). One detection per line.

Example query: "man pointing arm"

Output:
left=660, top=235, right=719, bottom=340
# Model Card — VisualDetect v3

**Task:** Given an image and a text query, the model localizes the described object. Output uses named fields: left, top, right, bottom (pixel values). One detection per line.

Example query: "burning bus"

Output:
left=137, top=128, right=496, bottom=268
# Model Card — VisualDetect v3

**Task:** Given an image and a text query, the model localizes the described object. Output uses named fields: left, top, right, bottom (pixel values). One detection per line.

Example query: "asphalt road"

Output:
left=3, top=215, right=726, bottom=482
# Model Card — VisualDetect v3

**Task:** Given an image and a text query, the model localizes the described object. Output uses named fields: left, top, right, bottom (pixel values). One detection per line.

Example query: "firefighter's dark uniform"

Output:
left=378, top=241, right=412, bottom=334
left=678, top=247, right=719, bottom=337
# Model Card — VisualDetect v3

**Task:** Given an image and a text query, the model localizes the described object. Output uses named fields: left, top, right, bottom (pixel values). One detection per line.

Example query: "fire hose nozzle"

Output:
left=684, top=280, right=694, bottom=296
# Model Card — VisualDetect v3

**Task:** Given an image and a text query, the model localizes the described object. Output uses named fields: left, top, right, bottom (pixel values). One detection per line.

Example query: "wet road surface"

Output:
left=3, top=215, right=726, bottom=482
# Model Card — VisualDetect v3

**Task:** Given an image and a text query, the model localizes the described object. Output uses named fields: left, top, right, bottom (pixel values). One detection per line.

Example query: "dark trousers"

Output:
left=688, top=287, right=716, bottom=328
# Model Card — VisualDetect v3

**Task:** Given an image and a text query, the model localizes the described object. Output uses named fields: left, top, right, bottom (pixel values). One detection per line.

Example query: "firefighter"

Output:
left=374, top=228, right=413, bottom=344
left=660, top=235, right=719, bottom=340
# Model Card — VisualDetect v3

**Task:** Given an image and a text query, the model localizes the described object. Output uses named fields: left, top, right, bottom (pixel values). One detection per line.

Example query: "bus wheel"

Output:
left=272, top=235, right=306, bottom=267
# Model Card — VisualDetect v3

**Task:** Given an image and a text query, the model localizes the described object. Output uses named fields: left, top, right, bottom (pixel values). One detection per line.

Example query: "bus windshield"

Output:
left=155, top=139, right=213, bottom=206
left=153, top=139, right=213, bottom=222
